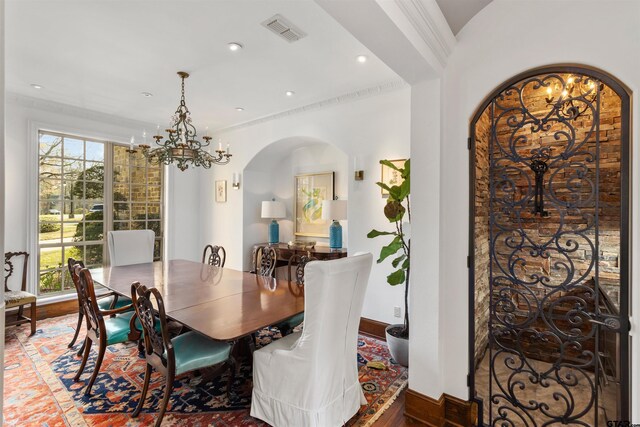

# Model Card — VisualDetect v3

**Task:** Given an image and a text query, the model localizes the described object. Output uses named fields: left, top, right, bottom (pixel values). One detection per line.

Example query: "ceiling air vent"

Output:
left=261, top=14, right=306, bottom=43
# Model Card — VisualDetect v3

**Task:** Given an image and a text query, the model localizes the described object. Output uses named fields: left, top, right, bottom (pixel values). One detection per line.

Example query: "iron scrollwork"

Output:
left=485, top=72, right=614, bottom=426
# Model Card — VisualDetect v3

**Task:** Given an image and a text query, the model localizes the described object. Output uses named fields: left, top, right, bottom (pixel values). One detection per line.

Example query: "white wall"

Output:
left=408, top=78, right=443, bottom=397
left=409, top=0, right=640, bottom=419
left=200, top=87, right=411, bottom=324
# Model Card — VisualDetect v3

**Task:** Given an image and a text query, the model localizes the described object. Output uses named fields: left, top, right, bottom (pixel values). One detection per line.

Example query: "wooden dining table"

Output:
left=89, top=259, right=305, bottom=342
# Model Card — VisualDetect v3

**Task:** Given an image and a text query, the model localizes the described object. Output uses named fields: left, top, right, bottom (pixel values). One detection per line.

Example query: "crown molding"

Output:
left=8, top=79, right=407, bottom=137
left=394, top=0, right=456, bottom=68
left=215, top=78, right=407, bottom=134
left=6, top=92, right=154, bottom=131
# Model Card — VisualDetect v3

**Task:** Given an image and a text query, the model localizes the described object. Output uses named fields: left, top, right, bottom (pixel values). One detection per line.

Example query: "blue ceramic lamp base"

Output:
left=268, top=220, right=280, bottom=244
left=329, top=220, right=342, bottom=249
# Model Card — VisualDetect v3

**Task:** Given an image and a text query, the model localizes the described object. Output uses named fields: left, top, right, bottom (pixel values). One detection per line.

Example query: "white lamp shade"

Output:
left=322, top=200, right=348, bottom=221
left=261, top=200, right=286, bottom=219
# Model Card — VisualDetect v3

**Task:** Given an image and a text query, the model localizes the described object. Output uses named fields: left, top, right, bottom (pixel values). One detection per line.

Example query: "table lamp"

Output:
left=261, top=200, right=286, bottom=244
left=322, top=199, right=347, bottom=249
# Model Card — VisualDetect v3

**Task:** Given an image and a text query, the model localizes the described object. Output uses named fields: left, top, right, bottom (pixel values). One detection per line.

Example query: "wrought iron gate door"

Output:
left=472, top=69, right=630, bottom=426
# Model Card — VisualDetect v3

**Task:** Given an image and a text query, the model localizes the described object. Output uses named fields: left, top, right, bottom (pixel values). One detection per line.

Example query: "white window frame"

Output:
left=27, top=121, right=165, bottom=303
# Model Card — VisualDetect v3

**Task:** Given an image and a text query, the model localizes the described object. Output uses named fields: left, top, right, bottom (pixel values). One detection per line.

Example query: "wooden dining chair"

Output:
left=131, top=282, right=236, bottom=427
left=202, top=244, right=226, bottom=267
left=276, top=254, right=317, bottom=336
left=287, top=254, right=317, bottom=286
left=4, top=252, right=36, bottom=335
left=70, top=263, right=138, bottom=396
left=66, top=258, right=133, bottom=355
left=254, top=246, right=277, bottom=277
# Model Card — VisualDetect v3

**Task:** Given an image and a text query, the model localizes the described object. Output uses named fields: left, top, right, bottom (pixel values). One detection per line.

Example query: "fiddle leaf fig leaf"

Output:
left=398, top=179, right=410, bottom=201
left=402, top=258, right=410, bottom=269
left=376, top=181, right=392, bottom=194
left=377, top=236, right=403, bottom=263
left=401, top=159, right=410, bottom=179
left=388, top=185, right=402, bottom=201
left=391, top=254, right=406, bottom=268
left=367, top=229, right=396, bottom=238
left=387, top=269, right=406, bottom=286
left=380, top=159, right=402, bottom=173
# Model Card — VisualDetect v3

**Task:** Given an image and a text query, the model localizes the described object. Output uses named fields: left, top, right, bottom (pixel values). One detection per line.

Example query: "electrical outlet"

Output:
left=394, top=306, right=401, bottom=318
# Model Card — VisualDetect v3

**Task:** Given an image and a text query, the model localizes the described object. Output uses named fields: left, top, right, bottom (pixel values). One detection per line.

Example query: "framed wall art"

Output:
left=215, top=180, right=227, bottom=203
left=294, top=171, right=335, bottom=237
left=380, top=159, right=406, bottom=197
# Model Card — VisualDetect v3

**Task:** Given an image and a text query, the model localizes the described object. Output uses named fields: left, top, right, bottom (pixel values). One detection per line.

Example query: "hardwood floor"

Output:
left=372, top=389, right=427, bottom=426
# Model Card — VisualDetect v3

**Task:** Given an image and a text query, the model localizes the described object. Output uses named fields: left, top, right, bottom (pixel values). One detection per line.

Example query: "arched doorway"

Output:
left=241, top=137, right=349, bottom=271
left=468, top=65, right=631, bottom=426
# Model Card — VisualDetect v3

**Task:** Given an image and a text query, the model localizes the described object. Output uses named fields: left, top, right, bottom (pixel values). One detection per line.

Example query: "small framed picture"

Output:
left=215, top=180, right=227, bottom=203
left=380, top=159, right=406, bottom=197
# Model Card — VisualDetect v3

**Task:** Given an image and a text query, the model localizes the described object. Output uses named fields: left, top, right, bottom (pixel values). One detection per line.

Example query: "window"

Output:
left=112, top=145, right=163, bottom=259
left=37, top=131, right=163, bottom=296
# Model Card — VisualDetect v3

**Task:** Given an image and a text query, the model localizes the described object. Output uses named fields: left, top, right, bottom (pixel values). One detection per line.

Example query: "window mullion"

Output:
left=104, top=143, right=114, bottom=265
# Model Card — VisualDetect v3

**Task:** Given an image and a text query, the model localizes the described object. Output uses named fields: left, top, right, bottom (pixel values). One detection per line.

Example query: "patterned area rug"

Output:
left=4, top=314, right=407, bottom=426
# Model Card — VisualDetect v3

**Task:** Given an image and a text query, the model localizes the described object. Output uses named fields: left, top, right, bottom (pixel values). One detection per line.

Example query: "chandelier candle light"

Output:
left=322, top=199, right=347, bottom=249
left=140, top=71, right=231, bottom=171
left=261, top=200, right=286, bottom=245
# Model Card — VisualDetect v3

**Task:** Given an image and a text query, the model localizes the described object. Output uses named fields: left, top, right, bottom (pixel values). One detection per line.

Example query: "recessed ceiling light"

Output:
left=31, top=84, right=44, bottom=89
left=228, top=42, right=244, bottom=51
left=235, top=107, right=244, bottom=111
left=356, top=55, right=368, bottom=63
left=285, top=91, right=295, bottom=97
left=141, top=92, right=154, bottom=97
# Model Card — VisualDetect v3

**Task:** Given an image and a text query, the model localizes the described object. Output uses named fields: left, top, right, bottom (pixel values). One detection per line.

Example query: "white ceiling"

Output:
left=435, top=0, right=492, bottom=35
left=6, top=0, right=400, bottom=131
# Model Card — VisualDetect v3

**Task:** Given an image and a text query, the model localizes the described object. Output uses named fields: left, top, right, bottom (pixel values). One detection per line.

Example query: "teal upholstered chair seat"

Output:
left=97, top=295, right=132, bottom=311
left=105, top=311, right=160, bottom=345
left=167, top=331, right=232, bottom=376
left=105, top=311, right=137, bottom=345
left=278, top=312, right=304, bottom=332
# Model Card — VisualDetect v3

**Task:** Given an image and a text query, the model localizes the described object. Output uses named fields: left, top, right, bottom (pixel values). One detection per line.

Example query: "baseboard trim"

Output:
left=405, top=388, right=478, bottom=427
left=358, top=317, right=389, bottom=341
left=6, top=298, right=79, bottom=321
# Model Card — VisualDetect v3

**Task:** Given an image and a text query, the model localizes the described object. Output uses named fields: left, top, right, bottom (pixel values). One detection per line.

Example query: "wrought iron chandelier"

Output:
left=544, top=74, right=603, bottom=120
left=140, top=71, right=231, bottom=171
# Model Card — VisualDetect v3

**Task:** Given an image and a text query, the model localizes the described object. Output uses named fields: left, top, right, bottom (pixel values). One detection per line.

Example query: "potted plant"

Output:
left=367, top=159, right=410, bottom=367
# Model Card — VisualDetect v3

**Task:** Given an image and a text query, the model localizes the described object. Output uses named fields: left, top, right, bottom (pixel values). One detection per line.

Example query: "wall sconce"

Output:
left=353, top=156, right=364, bottom=181
left=232, top=173, right=241, bottom=190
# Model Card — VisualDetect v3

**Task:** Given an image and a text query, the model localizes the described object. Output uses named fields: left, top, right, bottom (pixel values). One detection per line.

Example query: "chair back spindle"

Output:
left=202, top=245, right=226, bottom=267
left=131, top=282, right=174, bottom=367
left=287, top=254, right=317, bottom=286
left=255, top=246, right=277, bottom=277
left=72, top=264, right=103, bottom=338
left=4, top=252, right=29, bottom=293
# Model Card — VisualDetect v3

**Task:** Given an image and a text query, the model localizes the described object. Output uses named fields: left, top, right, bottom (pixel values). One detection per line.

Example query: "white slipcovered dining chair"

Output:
left=250, top=253, right=373, bottom=427
left=107, top=230, right=155, bottom=266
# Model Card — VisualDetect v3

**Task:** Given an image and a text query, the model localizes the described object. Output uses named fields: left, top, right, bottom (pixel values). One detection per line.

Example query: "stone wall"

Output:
left=473, top=108, right=491, bottom=366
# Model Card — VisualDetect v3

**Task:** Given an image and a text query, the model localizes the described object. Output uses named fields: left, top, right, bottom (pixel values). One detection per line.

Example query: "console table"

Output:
left=251, top=242, right=347, bottom=268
